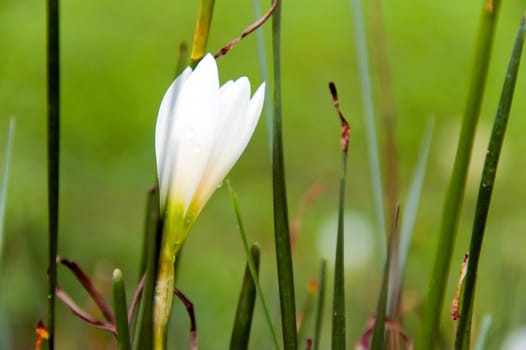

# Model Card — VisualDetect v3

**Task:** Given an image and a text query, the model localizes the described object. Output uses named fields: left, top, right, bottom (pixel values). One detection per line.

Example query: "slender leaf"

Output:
left=313, top=260, right=327, bottom=350
left=251, top=0, right=273, bottom=151
left=271, top=0, right=297, bottom=348
left=133, top=189, right=162, bottom=350
left=328, top=82, right=350, bottom=350
left=0, top=118, right=15, bottom=259
left=0, top=117, right=15, bottom=350
left=349, top=0, right=386, bottom=258
left=227, top=180, right=280, bottom=349
left=229, top=244, right=261, bottom=350
left=370, top=206, right=399, bottom=350
left=455, top=14, right=526, bottom=350
left=474, top=315, right=493, bottom=350
left=419, top=1, right=501, bottom=347
left=113, top=269, right=132, bottom=350
left=46, top=0, right=60, bottom=346
left=389, top=119, right=434, bottom=315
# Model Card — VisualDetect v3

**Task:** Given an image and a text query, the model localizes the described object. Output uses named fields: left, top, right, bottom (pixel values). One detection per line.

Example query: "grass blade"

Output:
left=389, top=119, right=434, bottom=316
left=455, top=14, right=526, bottom=349
left=229, top=244, right=261, bottom=350
left=474, top=315, right=492, bottom=350
left=349, top=0, right=386, bottom=258
left=271, top=0, right=297, bottom=348
left=313, top=260, right=327, bottom=350
left=328, top=82, right=350, bottom=350
left=251, top=0, right=273, bottom=151
left=46, top=0, right=60, bottom=346
left=0, top=118, right=15, bottom=350
left=0, top=118, right=14, bottom=259
left=227, top=180, right=280, bottom=349
left=133, top=189, right=162, bottom=350
left=113, top=269, right=132, bottom=350
left=419, top=1, right=501, bottom=347
left=370, top=206, right=399, bottom=350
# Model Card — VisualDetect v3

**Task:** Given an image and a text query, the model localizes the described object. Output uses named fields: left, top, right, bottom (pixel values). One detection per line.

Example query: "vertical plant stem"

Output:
left=0, top=118, right=15, bottom=255
left=229, top=244, right=261, bottom=350
left=390, top=119, right=434, bottom=315
left=46, top=0, right=60, bottom=347
left=190, top=0, right=216, bottom=65
left=369, top=0, right=398, bottom=224
left=331, top=150, right=348, bottom=350
left=133, top=189, right=162, bottom=350
left=455, top=14, right=525, bottom=350
left=113, top=269, right=132, bottom=350
left=474, top=315, right=492, bottom=350
left=370, top=206, right=399, bottom=350
left=313, top=260, right=326, bottom=350
left=328, top=82, right=350, bottom=350
left=271, top=0, right=297, bottom=348
left=251, top=0, right=273, bottom=151
left=349, top=0, right=386, bottom=258
left=419, top=1, right=501, bottom=348
left=227, top=181, right=280, bottom=349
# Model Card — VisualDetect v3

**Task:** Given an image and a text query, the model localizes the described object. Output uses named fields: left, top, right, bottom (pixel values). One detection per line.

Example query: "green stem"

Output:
left=331, top=152, right=348, bottom=350
left=190, top=0, right=216, bottom=65
left=370, top=207, right=399, bottom=350
left=46, top=0, right=60, bottom=347
left=227, top=180, right=280, bottom=349
left=113, top=269, right=132, bottom=350
left=153, top=236, right=182, bottom=350
left=455, top=14, right=526, bottom=350
left=349, top=0, right=386, bottom=258
left=419, top=1, right=501, bottom=348
left=229, top=244, right=261, bottom=350
left=271, top=0, right=297, bottom=348
left=313, top=260, right=327, bottom=350
left=133, top=189, right=161, bottom=350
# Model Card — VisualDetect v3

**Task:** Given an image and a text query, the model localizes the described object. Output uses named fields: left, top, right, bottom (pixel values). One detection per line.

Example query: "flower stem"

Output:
left=271, top=0, right=298, bottom=348
left=113, top=269, right=132, bottom=350
left=153, top=205, right=187, bottom=350
left=46, top=0, right=60, bottom=347
left=190, top=0, right=216, bottom=65
left=418, top=1, right=501, bottom=348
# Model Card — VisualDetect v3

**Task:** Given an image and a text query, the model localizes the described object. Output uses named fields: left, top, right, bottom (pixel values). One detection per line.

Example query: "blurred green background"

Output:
left=1, top=0, right=526, bottom=348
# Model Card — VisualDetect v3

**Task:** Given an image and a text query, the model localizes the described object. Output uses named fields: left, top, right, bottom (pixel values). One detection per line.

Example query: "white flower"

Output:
left=155, top=53, right=265, bottom=240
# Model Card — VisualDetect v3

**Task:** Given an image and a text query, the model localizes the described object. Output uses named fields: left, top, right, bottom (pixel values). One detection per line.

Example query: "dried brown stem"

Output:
left=57, top=256, right=115, bottom=324
left=174, top=287, right=197, bottom=350
left=214, top=0, right=279, bottom=59
left=56, top=286, right=116, bottom=334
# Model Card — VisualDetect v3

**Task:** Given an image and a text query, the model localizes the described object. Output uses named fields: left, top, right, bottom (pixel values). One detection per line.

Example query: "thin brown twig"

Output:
left=57, top=256, right=115, bottom=324
left=128, top=274, right=146, bottom=324
left=56, top=286, right=116, bottom=334
left=214, top=0, right=279, bottom=59
left=174, top=287, right=197, bottom=350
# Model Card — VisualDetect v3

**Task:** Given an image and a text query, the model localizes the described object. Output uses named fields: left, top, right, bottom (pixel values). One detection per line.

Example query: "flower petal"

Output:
left=165, top=54, right=220, bottom=213
left=155, top=67, right=193, bottom=210
left=192, top=81, right=265, bottom=207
